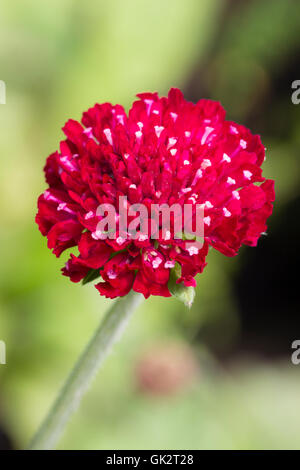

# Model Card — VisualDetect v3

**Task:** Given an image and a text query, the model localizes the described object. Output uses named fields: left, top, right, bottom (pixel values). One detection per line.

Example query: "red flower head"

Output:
left=36, top=88, right=275, bottom=300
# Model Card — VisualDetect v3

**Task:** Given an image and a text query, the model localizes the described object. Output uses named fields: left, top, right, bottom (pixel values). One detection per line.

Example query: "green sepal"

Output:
left=168, top=262, right=195, bottom=308
left=82, top=269, right=101, bottom=285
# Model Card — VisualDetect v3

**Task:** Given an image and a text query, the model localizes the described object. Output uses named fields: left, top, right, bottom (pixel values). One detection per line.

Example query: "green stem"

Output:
left=28, top=290, right=144, bottom=450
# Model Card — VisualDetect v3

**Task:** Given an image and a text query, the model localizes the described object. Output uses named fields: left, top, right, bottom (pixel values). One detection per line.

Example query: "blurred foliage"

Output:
left=0, top=0, right=299, bottom=450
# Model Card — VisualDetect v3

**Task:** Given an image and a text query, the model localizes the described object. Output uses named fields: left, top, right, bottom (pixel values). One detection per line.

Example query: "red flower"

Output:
left=36, top=88, right=275, bottom=299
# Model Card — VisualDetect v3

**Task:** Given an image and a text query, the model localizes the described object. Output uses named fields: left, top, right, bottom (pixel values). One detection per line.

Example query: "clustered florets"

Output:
left=36, top=88, right=274, bottom=298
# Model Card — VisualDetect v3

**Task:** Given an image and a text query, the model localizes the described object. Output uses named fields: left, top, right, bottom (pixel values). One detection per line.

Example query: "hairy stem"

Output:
left=28, top=290, right=144, bottom=450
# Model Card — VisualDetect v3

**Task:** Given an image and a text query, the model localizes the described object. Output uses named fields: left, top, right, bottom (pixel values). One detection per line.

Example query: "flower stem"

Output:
left=28, top=290, right=144, bottom=450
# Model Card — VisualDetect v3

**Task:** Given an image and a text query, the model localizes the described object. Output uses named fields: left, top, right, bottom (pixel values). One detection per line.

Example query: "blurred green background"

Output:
left=0, top=0, right=300, bottom=450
